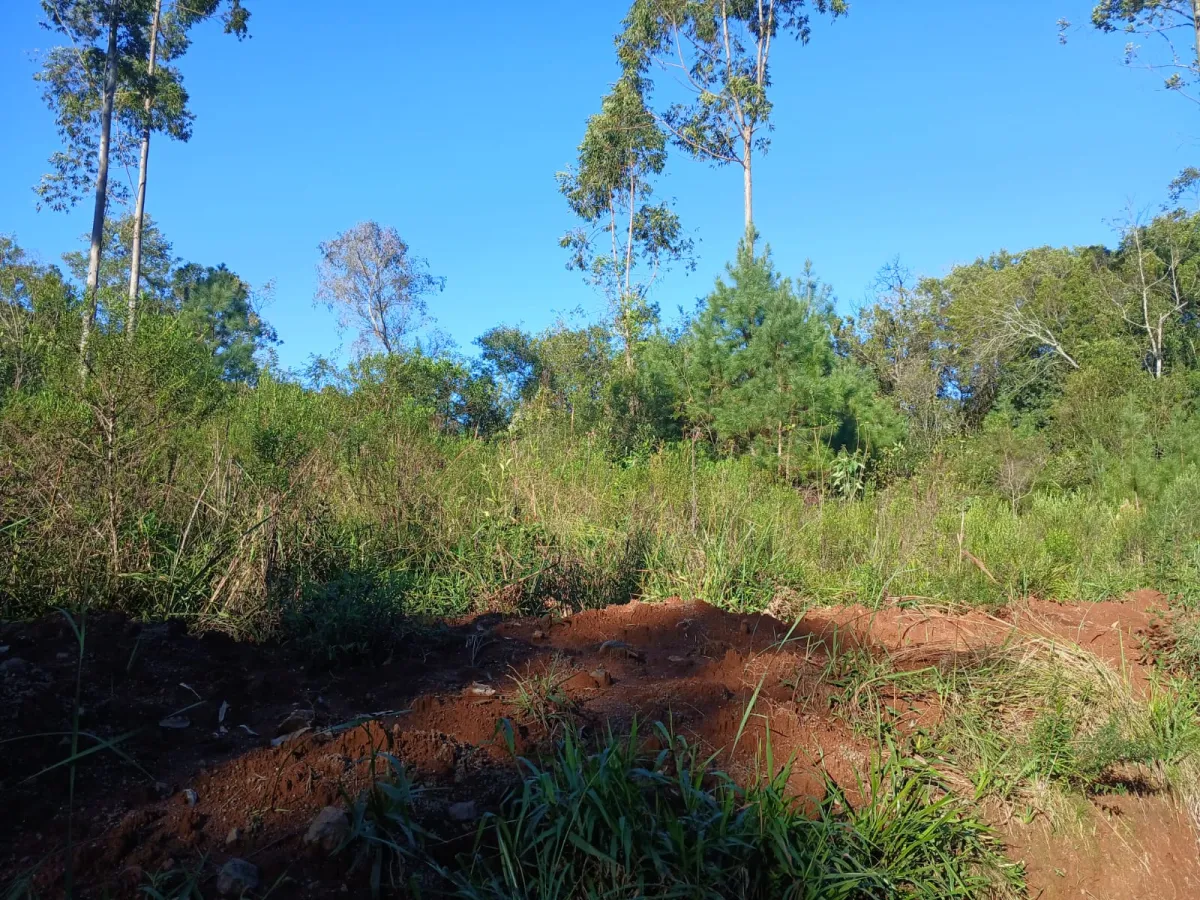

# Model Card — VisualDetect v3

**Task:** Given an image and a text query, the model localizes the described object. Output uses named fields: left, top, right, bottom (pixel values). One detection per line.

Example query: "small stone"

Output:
left=465, top=682, right=497, bottom=698
left=270, top=726, right=310, bottom=747
left=216, top=858, right=259, bottom=897
left=159, top=716, right=191, bottom=730
left=182, top=789, right=198, bottom=807
left=599, top=640, right=644, bottom=662
left=667, top=655, right=691, bottom=665
left=0, top=658, right=29, bottom=676
left=531, top=630, right=546, bottom=641
left=226, top=827, right=241, bottom=845
left=562, top=671, right=598, bottom=693
left=276, top=708, right=314, bottom=737
left=447, top=800, right=477, bottom=822
left=590, top=668, right=613, bottom=687
left=304, top=806, right=349, bottom=852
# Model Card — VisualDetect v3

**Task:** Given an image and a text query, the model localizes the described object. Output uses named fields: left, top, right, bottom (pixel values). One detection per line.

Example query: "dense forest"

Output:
left=5, top=3, right=1200, bottom=898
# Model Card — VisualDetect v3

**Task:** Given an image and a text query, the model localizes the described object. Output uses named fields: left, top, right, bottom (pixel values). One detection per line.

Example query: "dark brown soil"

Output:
left=1, top=592, right=1195, bottom=898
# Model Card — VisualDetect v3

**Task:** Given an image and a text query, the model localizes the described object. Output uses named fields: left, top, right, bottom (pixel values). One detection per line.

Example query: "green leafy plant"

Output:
left=342, top=742, right=435, bottom=899
left=508, top=653, right=576, bottom=736
left=453, top=721, right=1020, bottom=899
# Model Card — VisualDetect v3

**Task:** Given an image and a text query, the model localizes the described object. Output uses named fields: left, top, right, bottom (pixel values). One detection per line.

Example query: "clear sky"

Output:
left=1, top=1, right=1193, bottom=370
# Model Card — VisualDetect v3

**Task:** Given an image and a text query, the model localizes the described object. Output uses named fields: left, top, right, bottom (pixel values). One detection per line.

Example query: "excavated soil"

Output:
left=1, top=591, right=1197, bottom=898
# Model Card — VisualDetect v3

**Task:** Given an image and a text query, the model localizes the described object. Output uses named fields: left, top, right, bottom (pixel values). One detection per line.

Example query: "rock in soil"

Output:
left=0, top=657, right=29, bottom=676
left=276, top=708, right=315, bottom=736
left=271, top=726, right=311, bottom=747
left=304, top=806, right=350, bottom=852
left=598, top=640, right=644, bottom=662
left=216, top=858, right=259, bottom=896
left=447, top=800, right=478, bottom=822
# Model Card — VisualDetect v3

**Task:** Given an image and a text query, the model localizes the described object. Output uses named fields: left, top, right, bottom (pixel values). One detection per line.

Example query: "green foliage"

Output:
left=4, top=204, right=1200, bottom=701
left=173, top=263, right=276, bottom=383
left=686, top=241, right=902, bottom=480
left=840, top=262, right=957, bottom=457
left=558, top=74, right=693, bottom=362
left=618, top=0, right=848, bottom=239
left=864, top=636, right=1200, bottom=810
left=1074, top=1, right=1200, bottom=96
left=0, top=237, right=78, bottom=396
left=34, top=0, right=249, bottom=212
left=57, top=216, right=276, bottom=380
left=455, top=721, right=1018, bottom=899
left=283, top=571, right=419, bottom=663
left=508, top=654, right=576, bottom=735
left=343, top=748, right=432, bottom=899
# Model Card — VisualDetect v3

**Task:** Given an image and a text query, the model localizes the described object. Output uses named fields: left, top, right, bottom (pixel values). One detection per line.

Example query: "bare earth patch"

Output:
left=1, top=590, right=1195, bottom=898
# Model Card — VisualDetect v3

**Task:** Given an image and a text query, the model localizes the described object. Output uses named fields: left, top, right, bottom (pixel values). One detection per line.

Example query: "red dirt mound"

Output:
left=1, top=592, right=1195, bottom=898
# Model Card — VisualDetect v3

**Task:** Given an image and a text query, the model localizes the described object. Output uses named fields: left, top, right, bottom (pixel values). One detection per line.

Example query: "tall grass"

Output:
left=333, top=719, right=1022, bottom=900
left=2, top=367, right=1196, bottom=640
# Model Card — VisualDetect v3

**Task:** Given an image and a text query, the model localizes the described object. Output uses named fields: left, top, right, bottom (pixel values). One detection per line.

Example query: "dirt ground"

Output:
left=1, top=591, right=1196, bottom=898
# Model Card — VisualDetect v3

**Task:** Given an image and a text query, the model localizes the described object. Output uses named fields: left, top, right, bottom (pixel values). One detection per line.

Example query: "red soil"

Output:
left=1, top=591, right=1195, bottom=898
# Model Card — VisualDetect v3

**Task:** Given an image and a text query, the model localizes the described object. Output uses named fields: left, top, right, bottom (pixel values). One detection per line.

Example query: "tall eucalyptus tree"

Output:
left=618, top=0, right=846, bottom=249
left=557, top=76, right=693, bottom=368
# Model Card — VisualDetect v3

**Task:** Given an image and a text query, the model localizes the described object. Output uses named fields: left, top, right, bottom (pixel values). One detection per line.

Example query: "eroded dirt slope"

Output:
left=1, top=593, right=1194, bottom=898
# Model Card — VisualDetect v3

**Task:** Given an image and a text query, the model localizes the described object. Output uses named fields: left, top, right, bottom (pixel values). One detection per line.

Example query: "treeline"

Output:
left=6, top=208, right=1199, bottom=485
left=3, top=205, right=1200, bottom=639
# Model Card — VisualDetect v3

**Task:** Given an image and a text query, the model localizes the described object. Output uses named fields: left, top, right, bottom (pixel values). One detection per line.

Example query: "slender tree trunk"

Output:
left=127, top=0, right=162, bottom=341
left=623, top=177, right=636, bottom=372
left=742, top=141, right=754, bottom=252
left=80, top=5, right=120, bottom=379
left=689, top=428, right=699, bottom=536
left=622, top=309, right=634, bottom=371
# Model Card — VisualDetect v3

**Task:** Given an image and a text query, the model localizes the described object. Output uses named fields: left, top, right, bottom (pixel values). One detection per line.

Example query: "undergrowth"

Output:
left=329, top=719, right=1023, bottom=900
left=4, top=398, right=1198, bottom=639
left=831, top=635, right=1200, bottom=821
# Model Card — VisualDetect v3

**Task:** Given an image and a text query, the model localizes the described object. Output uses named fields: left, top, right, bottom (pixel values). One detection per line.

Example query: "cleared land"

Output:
left=3, top=590, right=1198, bottom=898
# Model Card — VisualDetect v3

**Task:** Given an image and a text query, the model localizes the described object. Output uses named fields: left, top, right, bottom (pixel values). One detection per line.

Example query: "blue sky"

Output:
left=0, top=1, right=1192, bottom=370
